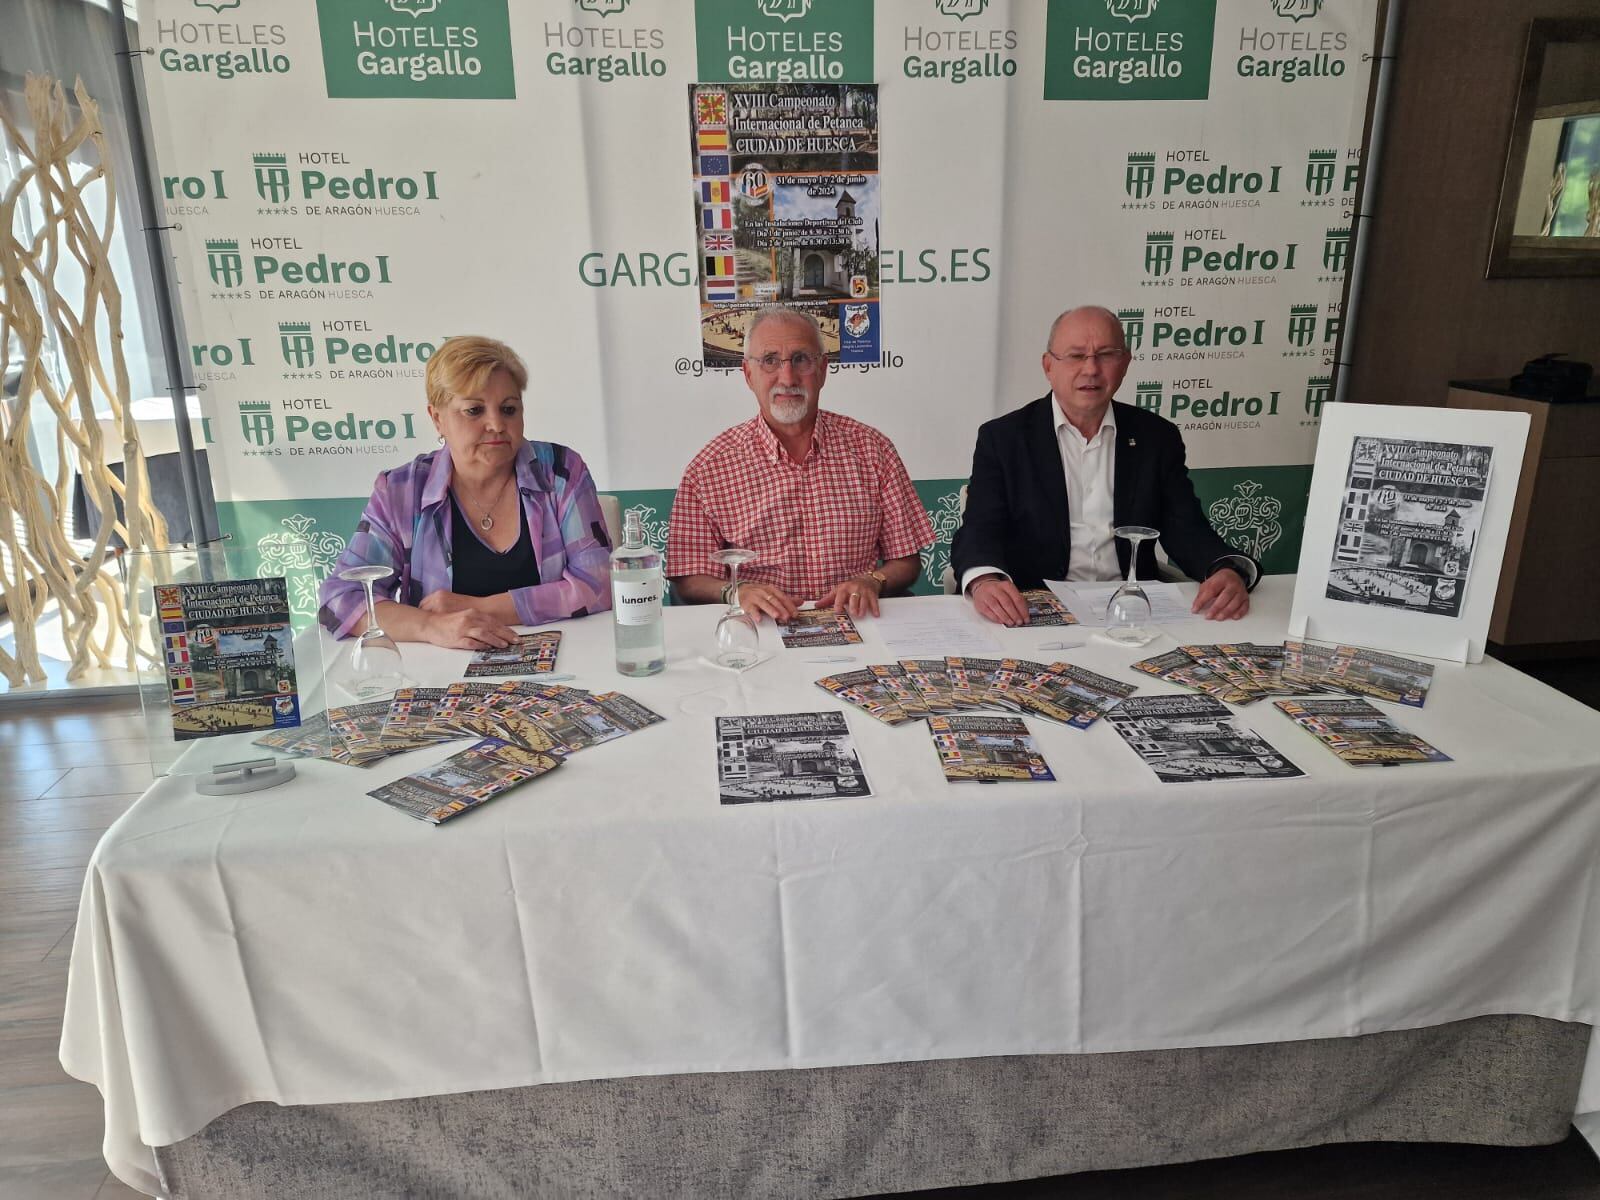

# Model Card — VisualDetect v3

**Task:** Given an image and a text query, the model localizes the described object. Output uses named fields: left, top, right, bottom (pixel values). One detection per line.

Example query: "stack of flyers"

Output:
left=897, top=659, right=961, bottom=713
left=521, top=690, right=666, bottom=753
left=1279, top=641, right=1435, bottom=706
left=1282, top=640, right=1339, bottom=693
left=1132, top=649, right=1256, bottom=705
left=367, top=737, right=563, bottom=825
left=379, top=687, right=455, bottom=750
left=945, top=656, right=1010, bottom=710
left=1275, top=697, right=1451, bottom=766
left=326, top=701, right=408, bottom=766
left=1107, top=694, right=1305, bottom=784
left=715, top=711, right=872, bottom=804
left=777, top=608, right=863, bottom=649
left=427, top=682, right=503, bottom=738
left=1020, top=588, right=1078, bottom=627
left=449, top=681, right=550, bottom=742
left=464, top=630, right=562, bottom=678
left=253, top=710, right=336, bottom=759
left=1180, top=644, right=1293, bottom=703
left=816, top=668, right=914, bottom=725
left=1011, top=662, right=1137, bottom=729
left=928, top=715, right=1055, bottom=783
left=868, top=663, right=932, bottom=717
left=1325, top=645, right=1434, bottom=707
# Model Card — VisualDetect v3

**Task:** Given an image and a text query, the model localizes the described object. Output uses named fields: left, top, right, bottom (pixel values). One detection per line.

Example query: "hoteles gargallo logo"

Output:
left=1125, top=152, right=1156, bottom=200
left=758, top=0, right=811, bottom=20
left=1236, top=0, right=1347, bottom=84
left=254, top=154, right=291, bottom=203
left=239, top=400, right=276, bottom=446
left=1044, top=0, right=1216, bottom=102
left=193, top=0, right=241, bottom=11
left=1119, top=306, right=1145, bottom=351
left=576, top=0, right=632, bottom=13
left=280, top=322, right=316, bottom=368
left=1144, top=232, right=1174, bottom=277
left=314, top=0, right=515, bottom=99
left=1271, top=0, right=1321, bottom=20
left=1106, top=0, right=1158, bottom=20
left=907, top=0, right=1016, bottom=84
left=695, top=0, right=871, bottom=82
left=207, top=239, right=244, bottom=288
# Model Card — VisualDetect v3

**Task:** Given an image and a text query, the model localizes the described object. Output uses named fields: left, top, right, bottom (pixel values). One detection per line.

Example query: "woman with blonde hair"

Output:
left=318, top=336, right=611, bottom=649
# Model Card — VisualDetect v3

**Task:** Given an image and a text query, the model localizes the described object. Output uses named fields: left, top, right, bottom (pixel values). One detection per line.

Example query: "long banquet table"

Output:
left=61, top=577, right=1600, bottom=1196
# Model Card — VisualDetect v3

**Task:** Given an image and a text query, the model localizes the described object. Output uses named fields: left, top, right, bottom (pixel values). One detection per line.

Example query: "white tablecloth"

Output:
left=61, top=578, right=1600, bottom=1196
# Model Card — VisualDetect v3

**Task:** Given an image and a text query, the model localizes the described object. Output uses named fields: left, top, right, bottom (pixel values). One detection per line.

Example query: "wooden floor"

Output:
left=4, top=692, right=1600, bottom=1200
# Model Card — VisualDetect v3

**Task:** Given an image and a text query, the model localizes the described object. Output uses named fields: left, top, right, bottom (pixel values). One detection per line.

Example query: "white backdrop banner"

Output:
left=134, top=0, right=1378, bottom=607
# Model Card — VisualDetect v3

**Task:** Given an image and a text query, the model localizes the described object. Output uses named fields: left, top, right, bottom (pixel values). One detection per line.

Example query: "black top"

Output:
left=449, top=493, right=539, bottom=597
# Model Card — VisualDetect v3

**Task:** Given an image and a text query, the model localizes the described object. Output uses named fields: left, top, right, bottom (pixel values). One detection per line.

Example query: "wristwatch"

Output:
left=866, top=569, right=888, bottom=591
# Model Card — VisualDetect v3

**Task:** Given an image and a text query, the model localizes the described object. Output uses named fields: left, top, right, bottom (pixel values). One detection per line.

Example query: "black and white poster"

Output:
left=715, top=712, right=871, bottom=805
left=1107, top=694, right=1305, bottom=785
left=1326, top=437, right=1493, bottom=619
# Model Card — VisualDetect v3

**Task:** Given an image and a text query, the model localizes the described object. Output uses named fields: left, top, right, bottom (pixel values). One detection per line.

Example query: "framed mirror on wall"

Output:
left=1489, top=18, right=1600, bottom=277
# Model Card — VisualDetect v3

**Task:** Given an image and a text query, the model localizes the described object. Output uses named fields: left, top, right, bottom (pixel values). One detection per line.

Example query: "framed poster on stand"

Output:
left=1289, top=403, right=1530, bottom=664
left=121, top=540, right=332, bottom=790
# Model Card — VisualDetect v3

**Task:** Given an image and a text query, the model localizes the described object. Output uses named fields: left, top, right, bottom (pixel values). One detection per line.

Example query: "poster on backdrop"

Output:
left=691, top=82, right=881, bottom=365
left=128, top=0, right=1382, bottom=606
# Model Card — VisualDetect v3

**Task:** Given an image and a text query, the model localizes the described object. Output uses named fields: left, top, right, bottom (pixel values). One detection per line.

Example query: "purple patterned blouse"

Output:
left=318, top=441, right=613, bottom=638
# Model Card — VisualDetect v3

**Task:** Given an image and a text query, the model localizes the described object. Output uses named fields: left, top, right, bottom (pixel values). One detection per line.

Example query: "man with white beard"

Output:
left=667, top=306, right=933, bottom=620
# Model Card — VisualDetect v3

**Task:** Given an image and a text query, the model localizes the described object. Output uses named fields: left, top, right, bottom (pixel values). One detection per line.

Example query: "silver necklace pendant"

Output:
left=479, top=514, right=494, bottom=532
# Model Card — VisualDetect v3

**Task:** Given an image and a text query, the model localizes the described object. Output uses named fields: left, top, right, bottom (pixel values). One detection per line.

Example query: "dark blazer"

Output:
left=950, top=396, right=1257, bottom=590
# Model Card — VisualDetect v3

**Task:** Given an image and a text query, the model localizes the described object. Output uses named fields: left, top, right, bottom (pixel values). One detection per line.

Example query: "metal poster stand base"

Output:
left=194, top=757, right=298, bottom=796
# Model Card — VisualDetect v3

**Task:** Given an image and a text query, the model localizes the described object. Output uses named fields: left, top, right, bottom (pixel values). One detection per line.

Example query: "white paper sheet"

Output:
left=1048, top=580, right=1194, bottom=626
left=869, top=610, right=1003, bottom=658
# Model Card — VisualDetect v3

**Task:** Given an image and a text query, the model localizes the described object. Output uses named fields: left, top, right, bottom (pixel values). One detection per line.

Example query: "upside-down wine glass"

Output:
left=329, top=564, right=409, bottom=700
left=1106, top=526, right=1160, bottom=647
left=711, top=547, right=761, bottom=669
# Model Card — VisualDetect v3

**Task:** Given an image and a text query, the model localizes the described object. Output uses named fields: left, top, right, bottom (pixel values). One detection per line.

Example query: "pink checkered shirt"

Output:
left=667, top=410, right=934, bottom=598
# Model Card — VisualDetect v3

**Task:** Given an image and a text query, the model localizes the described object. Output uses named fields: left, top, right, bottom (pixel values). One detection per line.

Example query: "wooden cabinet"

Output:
left=1446, top=382, right=1600, bottom=656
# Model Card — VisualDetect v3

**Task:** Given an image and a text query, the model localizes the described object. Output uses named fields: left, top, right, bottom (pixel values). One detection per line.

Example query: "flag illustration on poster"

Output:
left=689, top=83, right=882, bottom=366
left=154, top=578, right=301, bottom=742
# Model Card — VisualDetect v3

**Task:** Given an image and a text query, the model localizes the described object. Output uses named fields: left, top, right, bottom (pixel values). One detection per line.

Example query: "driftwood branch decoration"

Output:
left=0, top=75, right=170, bottom=687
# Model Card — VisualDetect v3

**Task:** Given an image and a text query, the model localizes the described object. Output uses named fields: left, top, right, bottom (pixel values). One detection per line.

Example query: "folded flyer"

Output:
left=1107, top=693, right=1304, bottom=784
left=1275, top=697, right=1450, bottom=766
left=367, top=737, right=563, bottom=825
left=928, top=714, right=1055, bottom=783
left=716, top=711, right=872, bottom=804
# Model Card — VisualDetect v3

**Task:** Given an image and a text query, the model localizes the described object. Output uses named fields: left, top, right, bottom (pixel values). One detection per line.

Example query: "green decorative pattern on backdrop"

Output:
left=1191, top=464, right=1311, bottom=576
left=220, top=467, right=1311, bottom=617
left=217, top=498, right=364, bottom=622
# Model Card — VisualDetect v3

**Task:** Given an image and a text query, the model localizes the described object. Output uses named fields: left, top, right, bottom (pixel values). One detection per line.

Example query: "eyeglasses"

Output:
left=1046, top=348, right=1129, bottom=367
left=750, top=351, right=822, bottom=375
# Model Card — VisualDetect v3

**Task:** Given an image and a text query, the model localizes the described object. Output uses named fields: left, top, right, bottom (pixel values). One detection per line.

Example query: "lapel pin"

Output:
left=1126, top=438, right=1137, bottom=447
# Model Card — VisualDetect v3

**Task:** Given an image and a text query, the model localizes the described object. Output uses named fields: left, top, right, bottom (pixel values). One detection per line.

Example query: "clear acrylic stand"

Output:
left=121, top=540, right=332, bottom=791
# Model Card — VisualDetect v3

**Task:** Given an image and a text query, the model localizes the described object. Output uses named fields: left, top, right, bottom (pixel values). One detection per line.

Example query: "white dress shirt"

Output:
left=960, top=396, right=1122, bottom=593
left=960, top=396, right=1257, bottom=595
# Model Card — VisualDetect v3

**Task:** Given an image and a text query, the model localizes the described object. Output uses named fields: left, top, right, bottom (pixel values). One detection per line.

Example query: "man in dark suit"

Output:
left=951, top=305, right=1257, bottom=627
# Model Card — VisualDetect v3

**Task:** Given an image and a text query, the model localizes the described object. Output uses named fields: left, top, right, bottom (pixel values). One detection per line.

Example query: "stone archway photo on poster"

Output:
left=1289, top=402, right=1530, bottom=664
